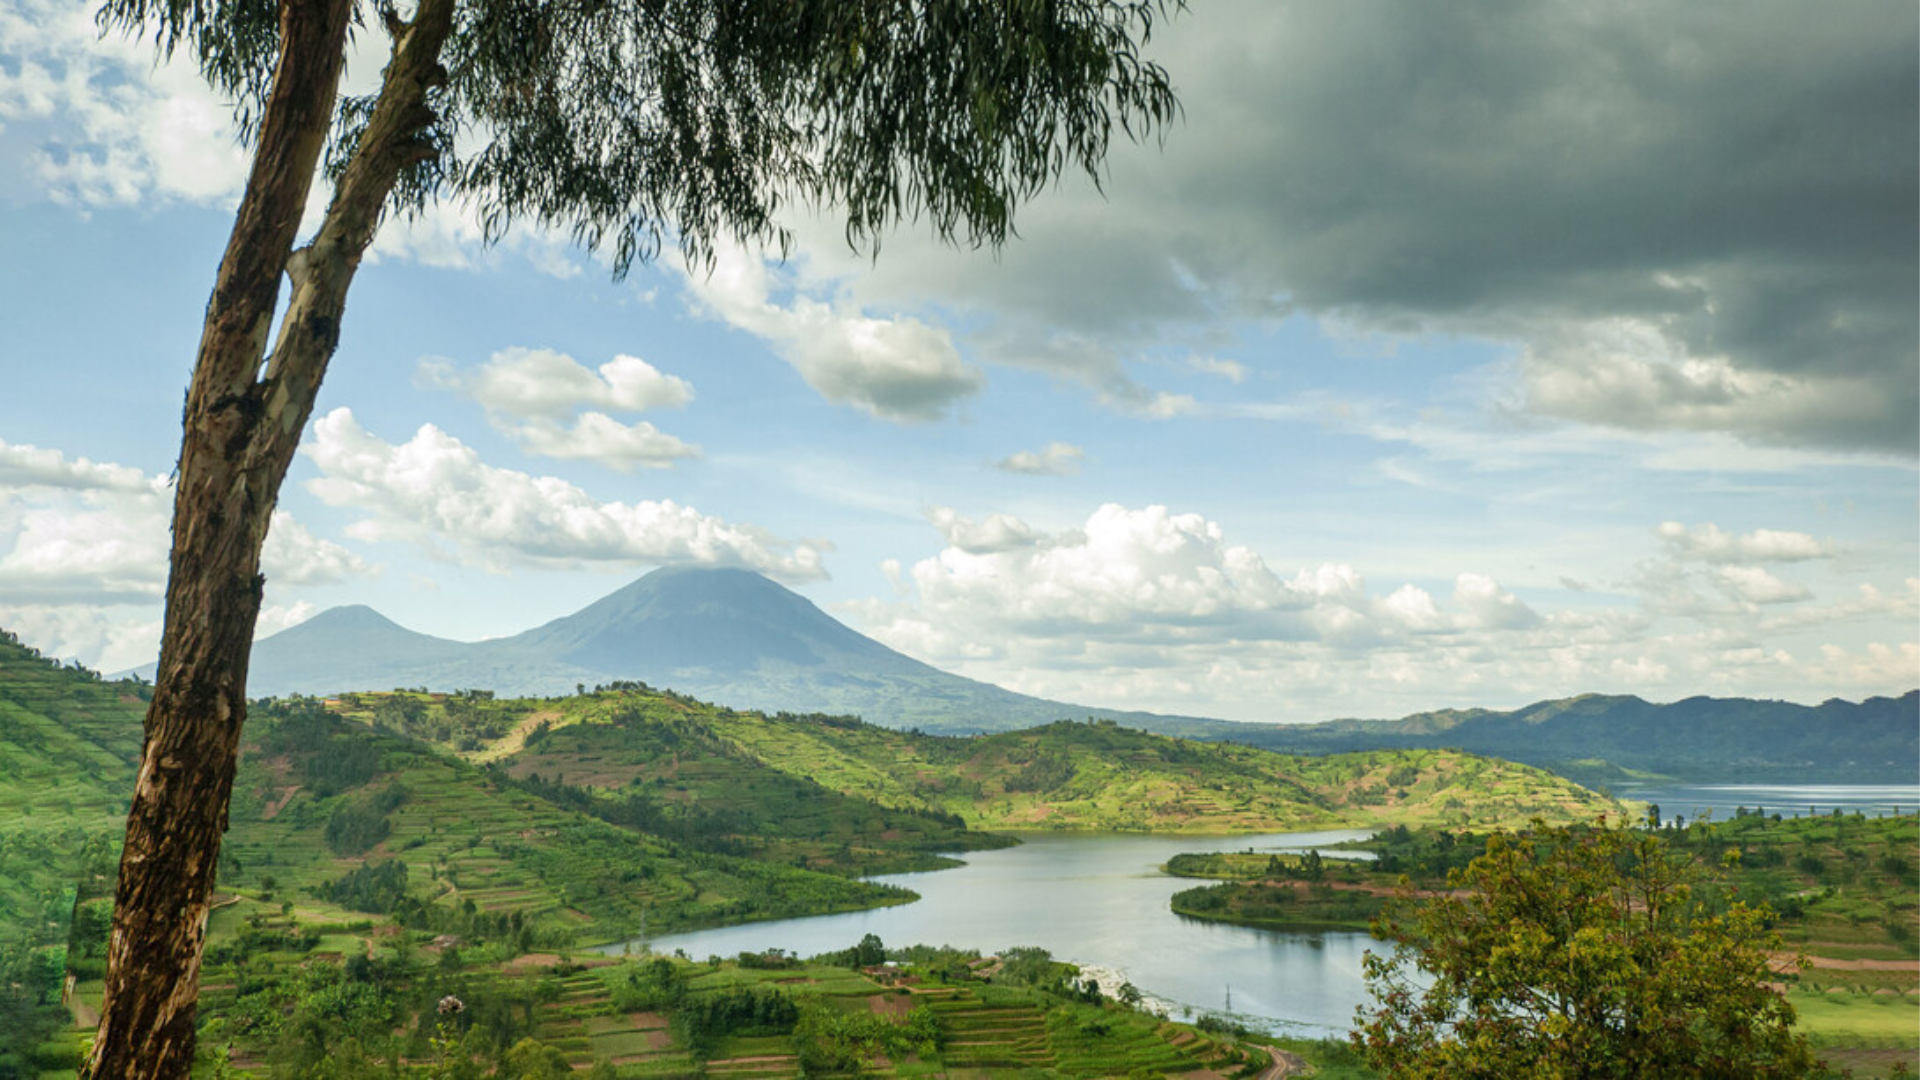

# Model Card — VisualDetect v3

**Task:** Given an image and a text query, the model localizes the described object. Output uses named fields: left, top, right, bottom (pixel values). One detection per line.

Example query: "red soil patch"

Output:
left=1774, top=953, right=1920, bottom=972
left=866, top=993, right=912, bottom=1018
left=502, top=952, right=616, bottom=973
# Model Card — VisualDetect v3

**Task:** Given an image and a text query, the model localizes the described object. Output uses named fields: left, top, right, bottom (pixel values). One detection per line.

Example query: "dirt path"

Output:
left=259, top=783, right=301, bottom=820
left=1256, top=1045, right=1310, bottom=1079
left=473, top=710, right=564, bottom=762
left=1798, top=954, right=1920, bottom=972
left=66, top=975, right=99, bottom=1029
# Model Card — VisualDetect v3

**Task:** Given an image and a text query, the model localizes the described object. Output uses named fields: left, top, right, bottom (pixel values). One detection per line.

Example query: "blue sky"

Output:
left=1, top=0, right=1915, bottom=722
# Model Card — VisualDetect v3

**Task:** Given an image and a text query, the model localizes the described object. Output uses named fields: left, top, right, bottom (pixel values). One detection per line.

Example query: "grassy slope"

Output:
left=328, top=687, right=1633, bottom=833
left=700, top=712, right=1632, bottom=833
left=222, top=703, right=913, bottom=946
left=325, top=690, right=1006, bottom=877
left=0, top=637, right=145, bottom=949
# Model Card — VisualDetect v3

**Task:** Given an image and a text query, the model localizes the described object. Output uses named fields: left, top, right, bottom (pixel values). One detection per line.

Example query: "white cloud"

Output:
left=0, top=0, right=250, bottom=205
left=502, top=413, right=699, bottom=471
left=264, top=511, right=373, bottom=586
left=927, top=507, right=1041, bottom=555
left=0, top=441, right=368, bottom=604
left=0, top=603, right=161, bottom=673
left=1656, top=521, right=1831, bottom=564
left=1189, top=356, right=1248, bottom=383
left=0, top=439, right=154, bottom=492
left=1802, top=642, right=1920, bottom=694
left=683, top=248, right=985, bottom=422
left=840, top=501, right=1915, bottom=723
left=0, top=10, right=587, bottom=278
left=302, top=408, right=823, bottom=579
left=1382, top=584, right=1447, bottom=632
left=862, top=504, right=1306, bottom=657
left=419, top=348, right=700, bottom=469
left=994, top=442, right=1085, bottom=476
left=1757, top=579, right=1920, bottom=634
left=0, top=498, right=168, bottom=603
left=1452, top=572, right=1542, bottom=630
left=420, top=348, right=693, bottom=420
left=1714, top=565, right=1813, bottom=606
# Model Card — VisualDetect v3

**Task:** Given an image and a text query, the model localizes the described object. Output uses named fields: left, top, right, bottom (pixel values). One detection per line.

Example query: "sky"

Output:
left=0, top=0, right=1915, bottom=724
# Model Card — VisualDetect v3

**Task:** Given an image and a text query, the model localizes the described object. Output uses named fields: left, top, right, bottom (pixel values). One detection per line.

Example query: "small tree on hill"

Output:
left=1353, top=819, right=1819, bottom=1079
left=86, top=0, right=1180, bottom=1072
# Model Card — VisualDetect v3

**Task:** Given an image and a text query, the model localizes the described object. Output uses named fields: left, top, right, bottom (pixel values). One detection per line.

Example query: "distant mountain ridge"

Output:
left=230, top=566, right=1918, bottom=780
left=1221, top=691, right=1920, bottom=784
left=241, top=567, right=1210, bottom=734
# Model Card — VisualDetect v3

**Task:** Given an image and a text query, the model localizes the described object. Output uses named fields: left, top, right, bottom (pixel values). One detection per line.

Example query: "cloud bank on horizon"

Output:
left=0, top=0, right=1912, bottom=722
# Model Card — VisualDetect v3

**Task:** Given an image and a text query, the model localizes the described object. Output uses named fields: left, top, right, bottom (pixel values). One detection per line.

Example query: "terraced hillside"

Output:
left=0, top=634, right=145, bottom=946
left=0, top=635, right=149, bottom=1071
left=326, top=689, right=1007, bottom=876
left=218, top=703, right=918, bottom=947
left=344, top=686, right=1631, bottom=833
left=190, top=936, right=1280, bottom=1075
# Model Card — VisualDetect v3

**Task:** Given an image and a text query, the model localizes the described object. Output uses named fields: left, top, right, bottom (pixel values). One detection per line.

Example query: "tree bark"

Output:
left=85, top=0, right=453, bottom=1071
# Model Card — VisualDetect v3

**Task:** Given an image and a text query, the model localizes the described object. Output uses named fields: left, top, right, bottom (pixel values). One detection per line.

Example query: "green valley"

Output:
left=15, top=628, right=1851, bottom=1077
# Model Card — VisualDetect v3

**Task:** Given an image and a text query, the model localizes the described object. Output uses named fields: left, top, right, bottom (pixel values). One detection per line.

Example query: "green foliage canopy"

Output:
left=1354, top=820, right=1820, bottom=1079
left=100, top=0, right=1182, bottom=271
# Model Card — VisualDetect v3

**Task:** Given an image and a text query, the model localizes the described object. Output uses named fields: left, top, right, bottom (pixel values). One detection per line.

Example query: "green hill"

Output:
left=0, top=633, right=148, bottom=1071
left=327, top=685, right=1632, bottom=834
left=0, top=636, right=986, bottom=1070
left=0, top=632, right=146, bottom=945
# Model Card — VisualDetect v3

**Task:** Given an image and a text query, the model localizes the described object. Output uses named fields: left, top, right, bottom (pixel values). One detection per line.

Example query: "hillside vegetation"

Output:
left=0, top=632, right=1624, bottom=1073
left=332, top=685, right=1631, bottom=834
left=0, top=638, right=981, bottom=1070
left=1166, top=812, right=1920, bottom=1076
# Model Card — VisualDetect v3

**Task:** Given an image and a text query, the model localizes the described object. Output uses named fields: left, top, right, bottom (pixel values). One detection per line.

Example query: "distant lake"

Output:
left=1615, top=783, right=1920, bottom=825
left=604, top=785, right=1919, bottom=1037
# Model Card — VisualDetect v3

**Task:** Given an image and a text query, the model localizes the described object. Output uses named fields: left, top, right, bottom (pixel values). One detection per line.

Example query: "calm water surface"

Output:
left=608, top=829, right=1376, bottom=1036
left=1619, top=783, right=1920, bottom=824
left=604, top=785, right=1918, bottom=1036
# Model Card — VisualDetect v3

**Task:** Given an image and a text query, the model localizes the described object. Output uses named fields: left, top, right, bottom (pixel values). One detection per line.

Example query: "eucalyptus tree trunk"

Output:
left=86, top=0, right=454, bottom=1071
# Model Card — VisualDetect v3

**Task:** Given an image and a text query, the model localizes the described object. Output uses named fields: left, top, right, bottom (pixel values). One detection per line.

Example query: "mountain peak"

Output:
left=509, top=564, right=900, bottom=676
left=297, top=604, right=404, bottom=633
left=239, top=567, right=1209, bottom=734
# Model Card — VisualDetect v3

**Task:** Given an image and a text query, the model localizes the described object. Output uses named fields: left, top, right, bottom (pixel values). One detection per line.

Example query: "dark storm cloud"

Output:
left=839, top=0, right=1918, bottom=451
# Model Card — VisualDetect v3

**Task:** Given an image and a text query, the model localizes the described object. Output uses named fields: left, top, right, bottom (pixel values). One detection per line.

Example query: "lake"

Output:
left=1618, top=782, right=1920, bottom=825
left=607, top=785, right=1920, bottom=1037
left=606, top=828, right=1378, bottom=1036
